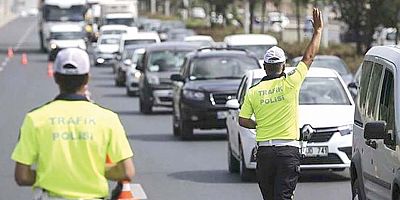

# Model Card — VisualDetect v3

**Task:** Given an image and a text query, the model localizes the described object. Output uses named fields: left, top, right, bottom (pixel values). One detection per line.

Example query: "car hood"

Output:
left=50, top=39, right=85, bottom=48
left=299, top=105, right=355, bottom=128
left=97, top=44, right=119, bottom=53
left=184, top=79, right=241, bottom=93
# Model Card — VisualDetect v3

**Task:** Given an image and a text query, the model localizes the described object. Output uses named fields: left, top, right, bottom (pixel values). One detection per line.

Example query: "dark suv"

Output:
left=136, top=42, right=200, bottom=114
left=171, top=48, right=261, bottom=139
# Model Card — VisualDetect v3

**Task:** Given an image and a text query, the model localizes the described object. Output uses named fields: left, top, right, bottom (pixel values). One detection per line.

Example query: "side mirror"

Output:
left=123, top=59, right=132, bottom=66
left=170, top=74, right=184, bottom=82
left=364, top=121, right=387, bottom=140
left=225, top=99, right=240, bottom=110
left=348, top=82, right=358, bottom=89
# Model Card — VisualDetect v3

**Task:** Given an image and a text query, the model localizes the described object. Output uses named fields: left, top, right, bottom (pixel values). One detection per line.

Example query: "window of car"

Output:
left=378, top=69, right=396, bottom=149
left=131, top=51, right=144, bottom=65
left=230, top=45, right=274, bottom=60
left=50, top=32, right=85, bottom=40
left=147, top=50, right=191, bottom=72
left=124, top=40, right=156, bottom=46
left=301, top=58, right=349, bottom=75
left=365, top=63, right=383, bottom=120
left=359, top=61, right=374, bottom=114
left=251, top=77, right=351, bottom=105
left=100, top=38, right=120, bottom=44
left=189, top=56, right=259, bottom=80
left=102, top=30, right=127, bottom=35
left=237, top=77, right=248, bottom=105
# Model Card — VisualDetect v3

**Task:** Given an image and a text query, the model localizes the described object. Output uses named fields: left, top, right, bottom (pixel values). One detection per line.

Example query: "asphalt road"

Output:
left=0, top=17, right=352, bottom=200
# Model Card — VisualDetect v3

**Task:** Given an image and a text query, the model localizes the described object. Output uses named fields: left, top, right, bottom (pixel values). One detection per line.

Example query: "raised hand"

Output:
left=312, top=8, right=323, bottom=32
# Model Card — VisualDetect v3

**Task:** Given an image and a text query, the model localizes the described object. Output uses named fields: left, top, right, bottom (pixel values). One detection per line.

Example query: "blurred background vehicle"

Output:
left=167, top=28, right=195, bottom=42
left=136, top=42, right=200, bottom=114
left=99, top=24, right=128, bottom=36
left=291, top=55, right=353, bottom=84
left=114, top=44, right=148, bottom=87
left=126, top=48, right=146, bottom=96
left=47, top=24, right=87, bottom=61
left=226, top=67, right=355, bottom=181
left=98, top=0, right=138, bottom=27
left=184, top=35, right=215, bottom=47
left=224, top=34, right=278, bottom=65
left=93, top=34, right=121, bottom=66
left=171, top=48, right=261, bottom=140
left=157, top=20, right=186, bottom=41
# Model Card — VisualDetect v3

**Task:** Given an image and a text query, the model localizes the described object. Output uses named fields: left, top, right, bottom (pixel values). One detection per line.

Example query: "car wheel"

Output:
left=180, top=120, right=193, bottom=140
left=352, top=178, right=364, bottom=200
left=239, top=145, right=255, bottom=182
left=228, top=143, right=240, bottom=173
left=139, top=96, right=152, bottom=114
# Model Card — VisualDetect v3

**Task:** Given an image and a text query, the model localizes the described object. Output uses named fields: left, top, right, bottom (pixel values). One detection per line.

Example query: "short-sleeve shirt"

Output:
left=11, top=94, right=134, bottom=199
left=239, top=62, right=308, bottom=142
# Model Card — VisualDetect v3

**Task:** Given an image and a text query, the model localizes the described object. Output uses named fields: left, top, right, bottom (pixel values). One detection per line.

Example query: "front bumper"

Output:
left=126, top=72, right=140, bottom=91
left=242, top=131, right=352, bottom=170
left=181, top=102, right=229, bottom=129
left=152, top=89, right=173, bottom=107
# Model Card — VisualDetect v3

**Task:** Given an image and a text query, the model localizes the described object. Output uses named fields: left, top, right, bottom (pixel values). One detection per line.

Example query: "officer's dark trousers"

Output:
left=256, top=146, right=301, bottom=200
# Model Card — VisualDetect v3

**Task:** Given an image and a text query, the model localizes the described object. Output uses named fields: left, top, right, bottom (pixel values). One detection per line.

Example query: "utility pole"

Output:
left=321, top=5, right=329, bottom=47
left=244, top=0, right=250, bottom=34
left=165, top=0, right=170, bottom=16
left=150, top=0, right=156, bottom=14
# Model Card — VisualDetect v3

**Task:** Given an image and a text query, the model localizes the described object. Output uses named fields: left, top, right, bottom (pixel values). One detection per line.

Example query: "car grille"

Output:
left=303, top=127, right=338, bottom=143
left=159, top=97, right=172, bottom=102
left=210, top=93, right=236, bottom=105
left=301, top=153, right=343, bottom=165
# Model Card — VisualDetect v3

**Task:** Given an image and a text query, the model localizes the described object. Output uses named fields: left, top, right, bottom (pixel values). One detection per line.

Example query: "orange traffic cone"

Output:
left=21, top=53, right=28, bottom=65
left=47, top=62, right=54, bottom=77
left=117, top=181, right=137, bottom=200
left=7, top=47, right=14, bottom=58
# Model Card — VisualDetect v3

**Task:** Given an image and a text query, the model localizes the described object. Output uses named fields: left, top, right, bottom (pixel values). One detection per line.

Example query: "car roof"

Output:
left=184, top=35, right=214, bottom=42
left=99, top=34, right=121, bottom=39
left=145, top=42, right=200, bottom=51
left=105, top=13, right=134, bottom=18
left=44, top=0, right=86, bottom=5
left=366, top=45, right=400, bottom=68
left=121, top=32, right=160, bottom=40
left=224, top=34, right=278, bottom=45
left=292, top=55, right=343, bottom=63
left=247, top=67, right=341, bottom=80
left=186, top=48, right=258, bottom=59
left=50, top=24, right=82, bottom=32
left=100, top=25, right=128, bottom=31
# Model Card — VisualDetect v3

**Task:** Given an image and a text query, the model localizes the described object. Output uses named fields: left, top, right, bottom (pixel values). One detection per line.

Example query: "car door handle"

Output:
left=365, top=140, right=377, bottom=149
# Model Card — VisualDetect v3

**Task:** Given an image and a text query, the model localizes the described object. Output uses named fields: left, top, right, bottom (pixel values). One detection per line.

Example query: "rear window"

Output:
left=190, top=56, right=259, bottom=80
left=124, top=40, right=156, bottom=46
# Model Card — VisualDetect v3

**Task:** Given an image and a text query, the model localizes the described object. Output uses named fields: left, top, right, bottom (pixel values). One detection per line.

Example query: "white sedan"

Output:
left=226, top=67, right=355, bottom=181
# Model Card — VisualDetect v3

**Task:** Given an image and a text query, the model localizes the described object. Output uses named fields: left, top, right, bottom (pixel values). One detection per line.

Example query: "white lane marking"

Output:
left=0, top=22, right=36, bottom=72
left=131, top=184, right=147, bottom=199
left=14, top=22, right=36, bottom=51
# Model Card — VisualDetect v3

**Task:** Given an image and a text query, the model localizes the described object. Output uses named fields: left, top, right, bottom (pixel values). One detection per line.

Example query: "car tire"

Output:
left=180, top=120, right=193, bottom=140
left=352, top=178, right=364, bottom=200
left=139, top=97, right=152, bottom=114
left=228, top=143, right=240, bottom=173
left=240, top=145, right=255, bottom=182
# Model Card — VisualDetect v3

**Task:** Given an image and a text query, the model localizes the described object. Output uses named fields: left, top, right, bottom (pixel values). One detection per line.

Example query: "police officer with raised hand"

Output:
left=11, top=48, right=135, bottom=200
left=238, top=8, right=323, bottom=200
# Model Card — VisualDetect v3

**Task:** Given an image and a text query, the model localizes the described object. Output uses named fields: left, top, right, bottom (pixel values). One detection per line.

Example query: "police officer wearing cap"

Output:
left=12, top=48, right=135, bottom=199
left=239, top=8, right=323, bottom=200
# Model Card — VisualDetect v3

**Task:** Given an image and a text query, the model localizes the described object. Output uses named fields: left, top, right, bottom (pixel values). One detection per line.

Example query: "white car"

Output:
left=125, top=48, right=146, bottom=96
left=224, top=34, right=278, bottom=65
left=48, top=24, right=87, bottom=61
left=351, top=45, right=400, bottom=200
left=226, top=68, right=355, bottom=181
left=99, top=25, right=128, bottom=36
left=184, top=35, right=215, bottom=47
left=93, top=35, right=121, bottom=66
left=118, top=32, right=161, bottom=54
left=103, top=13, right=135, bottom=27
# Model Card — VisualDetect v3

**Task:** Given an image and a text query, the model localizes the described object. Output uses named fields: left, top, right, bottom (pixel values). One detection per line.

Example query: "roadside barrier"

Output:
left=47, top=62, right=53, bottom=77
left=21, top=53, right=28, bottom=65
left=7, top=47, right=13, bottom=58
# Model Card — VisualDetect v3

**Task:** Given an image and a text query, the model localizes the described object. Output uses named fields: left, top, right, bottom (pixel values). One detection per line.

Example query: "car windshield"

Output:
left=44, top=5, right=85, bottom=22
left=293, top=58, right=349, bottom=75
left=50, top=32, right=85, bottom=40
left=124, top=40, right=156, bottom=46
left=147, top=50, right=191, bottom=72
left=105, top=18, right=134, bottom=26
left=231, top=45, right=274, bottom=60
left=252, top=77, right=351, bottom=105
left=100, top=38, right=120, bottom=44
left=132, top=52, right=144, bottom=65
left=123, top=49, right=138, bottom=60
left=190, top=56, right=259, bottom=80
left=102, top=30, right=127, bottom=35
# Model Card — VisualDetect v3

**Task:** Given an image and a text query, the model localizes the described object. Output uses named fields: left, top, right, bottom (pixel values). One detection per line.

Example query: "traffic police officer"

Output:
left=239, top=8, right=323, bottom=200
left=12, top=48, right=135, bottom=199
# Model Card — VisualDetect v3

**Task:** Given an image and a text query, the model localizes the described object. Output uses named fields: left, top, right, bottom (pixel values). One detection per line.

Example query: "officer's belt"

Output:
left=257, top=139, right=300, bottom=148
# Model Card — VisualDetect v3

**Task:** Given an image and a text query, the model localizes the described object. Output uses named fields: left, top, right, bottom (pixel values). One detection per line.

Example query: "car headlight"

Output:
left=147, top=74, right=160, bottom=85
left=134, top=71, right=141, bottom=78
left=338, top=124, right=353, bottom=136
left=50, top=43, right=57, bottom=49
left=183, top=90, right=205, bottom=101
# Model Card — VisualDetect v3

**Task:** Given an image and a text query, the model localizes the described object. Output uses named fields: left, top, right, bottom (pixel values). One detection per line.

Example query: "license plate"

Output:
left=302, top=146, right=328, bottom=157
left=217, top=111, right=229, bottom=119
